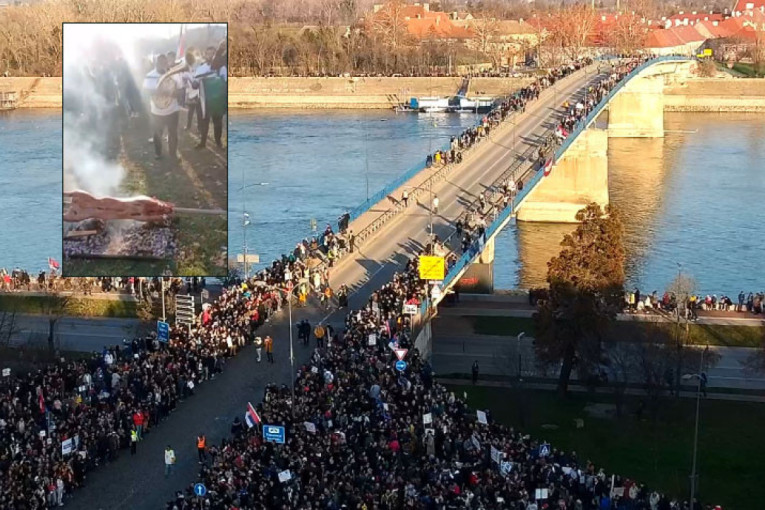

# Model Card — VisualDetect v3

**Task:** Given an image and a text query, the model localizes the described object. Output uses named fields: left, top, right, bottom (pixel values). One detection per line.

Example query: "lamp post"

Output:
left=682, top=344, right=709, bottom=506
left=278, top=278, right=307, bottom=419
left=517, top=332, right=525, bottom=381
left=239, top=181, right=269, bottom=280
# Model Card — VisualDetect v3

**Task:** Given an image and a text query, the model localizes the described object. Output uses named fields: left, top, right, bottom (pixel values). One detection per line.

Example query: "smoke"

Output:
left=63, top=30, right=128, bottom=198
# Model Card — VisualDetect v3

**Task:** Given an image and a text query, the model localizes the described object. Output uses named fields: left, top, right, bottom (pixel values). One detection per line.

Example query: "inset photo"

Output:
left=62, top=22, right=228, bottom=277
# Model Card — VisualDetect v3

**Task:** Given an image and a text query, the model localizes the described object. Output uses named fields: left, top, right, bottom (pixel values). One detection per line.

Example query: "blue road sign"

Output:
left=194, top=483, right=207, bottom=497
left=395, top=360, right=407, bottom=372
left=263, top=424, right=286, bottom=444
left=157, top=321, right=170, bottom=342
left=539, top=443, right=550, bottom=457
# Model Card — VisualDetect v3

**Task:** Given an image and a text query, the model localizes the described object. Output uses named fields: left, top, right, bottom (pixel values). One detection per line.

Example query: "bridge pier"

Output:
left=607, top=73, right=665, bottom=138
left=516, top=128, right=609, bottom=223
left=455, top=238, right=494, bottom=294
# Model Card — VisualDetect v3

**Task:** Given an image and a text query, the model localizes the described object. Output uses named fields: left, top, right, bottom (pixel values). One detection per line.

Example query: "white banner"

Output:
left=61, top=438, right=74, bottom=455
left=278, top=470, right=292, bottom=483
left=304, top=422, right=316, bottom=433
left=476, top=410, right=488, bottom=425
left=490, top=446, right=501, bottom=464
left=422, top=413, right=432, bottom=425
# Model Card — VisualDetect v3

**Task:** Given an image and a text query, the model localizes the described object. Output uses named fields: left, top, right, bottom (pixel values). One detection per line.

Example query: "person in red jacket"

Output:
left=132, top=409, right=144, bottom=440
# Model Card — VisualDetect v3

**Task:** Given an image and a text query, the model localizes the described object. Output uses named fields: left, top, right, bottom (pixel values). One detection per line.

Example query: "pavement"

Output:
left=3, top=314, right=142, bottom=352
left=430, top=315, right=765, bottom=391
left=437, top=297, right=765, bottom=326
left=63, top=66, right=609, bottom=509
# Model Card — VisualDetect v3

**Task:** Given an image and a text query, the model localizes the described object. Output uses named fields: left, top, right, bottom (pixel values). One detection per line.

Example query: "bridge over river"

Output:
left=65, top=56, right=700, bottom=509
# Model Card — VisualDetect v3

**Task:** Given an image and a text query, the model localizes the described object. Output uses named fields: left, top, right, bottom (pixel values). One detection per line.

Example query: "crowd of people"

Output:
left=167, top=247, right=718, bottom=510
left=624, top=288, right=765, bottom=317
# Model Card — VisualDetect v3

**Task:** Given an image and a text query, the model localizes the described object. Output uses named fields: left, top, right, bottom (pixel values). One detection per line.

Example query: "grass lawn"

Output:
left=731, top=62, right=765, bottom=78
left=466, top=316, right=764, bottom=348
left=0, top=294, right=138, bottom=318
left=449, top=384, right=765, bottom=509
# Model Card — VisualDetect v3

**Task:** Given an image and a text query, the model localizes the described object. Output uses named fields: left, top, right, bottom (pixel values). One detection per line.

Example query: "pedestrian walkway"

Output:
left=437, top=377, right=765, bottom=403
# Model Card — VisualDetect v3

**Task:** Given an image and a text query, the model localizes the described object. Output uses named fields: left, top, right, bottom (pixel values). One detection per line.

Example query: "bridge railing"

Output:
left=440, top=55, right=691, bottom=293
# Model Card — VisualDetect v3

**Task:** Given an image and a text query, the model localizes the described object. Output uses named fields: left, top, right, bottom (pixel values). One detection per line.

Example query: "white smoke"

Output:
left=62, top=28, right=127, bottom=198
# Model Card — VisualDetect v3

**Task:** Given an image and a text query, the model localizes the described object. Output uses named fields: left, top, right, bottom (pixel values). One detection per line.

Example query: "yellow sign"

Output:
left=419, top=256, right=445, bottom=281
left=704, top=48, right=713, bottom=56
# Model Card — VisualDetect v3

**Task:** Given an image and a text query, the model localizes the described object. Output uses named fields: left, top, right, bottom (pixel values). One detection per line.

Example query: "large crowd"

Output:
left=0, top=55, right=721, bottom=510
left=159, top=56, right=718, bottom=510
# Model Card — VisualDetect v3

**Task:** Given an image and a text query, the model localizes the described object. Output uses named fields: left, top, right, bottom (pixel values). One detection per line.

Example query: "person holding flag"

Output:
left=246, top=401, right=261, bottom=429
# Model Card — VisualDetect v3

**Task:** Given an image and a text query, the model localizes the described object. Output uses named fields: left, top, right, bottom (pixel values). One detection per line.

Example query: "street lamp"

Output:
left=276, top=278, right=307, bottom=419
left=682, top=344, right=709, bottom=506
left=517, top=331, right=525, bottom=382
left=239, top=181, right=269, bottom=280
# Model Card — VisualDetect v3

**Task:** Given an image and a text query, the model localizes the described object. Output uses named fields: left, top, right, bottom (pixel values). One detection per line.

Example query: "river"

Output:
left=0, top=109, right=762, bottom=295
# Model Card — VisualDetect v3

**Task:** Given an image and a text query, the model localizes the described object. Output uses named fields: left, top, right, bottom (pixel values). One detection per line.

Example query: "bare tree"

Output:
left=552, top=4, right=597, bottom=61
left=0, top=310, right=20, bottom=348
left=367, top=0, right=411, bottom=71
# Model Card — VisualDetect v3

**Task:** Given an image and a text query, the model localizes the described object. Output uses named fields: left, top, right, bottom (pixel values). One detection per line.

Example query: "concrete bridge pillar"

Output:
left=455, top=238, right=494, bottom=294
left=608, top=73, right=665, bottom=138
left=516, top=128, right=609, bottom=224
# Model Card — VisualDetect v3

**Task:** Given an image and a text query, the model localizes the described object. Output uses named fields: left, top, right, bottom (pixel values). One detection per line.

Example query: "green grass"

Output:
left=466, top=316, right=764, bottom=348
left=448, top=384, right=765, bottom=509
left=0, top=294, right=138, bottom=318
left=731, top=62, right=765, bottom=78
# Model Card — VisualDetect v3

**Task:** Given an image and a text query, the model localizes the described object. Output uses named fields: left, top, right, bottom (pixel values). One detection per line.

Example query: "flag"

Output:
left=247, top=402, right=261, bottom=425
left=38, top=390, right=46, bottom=414
left=543, top=156, right=555, bottom=177
left=48, top=258, right=59, bottom=270
left=176, top=25, right=186, bottom=61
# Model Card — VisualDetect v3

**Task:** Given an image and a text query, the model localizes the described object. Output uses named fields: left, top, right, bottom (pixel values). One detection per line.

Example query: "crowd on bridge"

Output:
left=167, top=243, right=717, bottom=510
left=0, top=55, right=719, bottom=510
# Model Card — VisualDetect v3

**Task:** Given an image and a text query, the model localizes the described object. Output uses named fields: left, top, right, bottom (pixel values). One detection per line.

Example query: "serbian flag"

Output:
left=247, top=402, right=261, bottom=426
left=543, top=156, right=555, bottom=177
left=176, top=25, right=186, bottom=62
left=48, top=258, right=60, bottom=271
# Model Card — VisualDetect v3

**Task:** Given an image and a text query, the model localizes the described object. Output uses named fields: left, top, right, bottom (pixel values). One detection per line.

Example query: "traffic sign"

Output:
left=395, top=360, right=407, bottom=372
left=263, top=424, right=286, bottom=444
left=394, top=348, right=408, bottom=361
left=157, top=321, right=169, bottom=342
left=193, top=483, right=207, bottom=497
left=539, top=443, right=550, bottom=457
left=419, top=255, right=445, bottom=280
left=175, top=295, right=195, bottom=326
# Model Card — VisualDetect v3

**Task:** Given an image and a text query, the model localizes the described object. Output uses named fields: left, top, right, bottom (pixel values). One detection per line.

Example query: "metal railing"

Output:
left=441, top=55, right=693, bottom=293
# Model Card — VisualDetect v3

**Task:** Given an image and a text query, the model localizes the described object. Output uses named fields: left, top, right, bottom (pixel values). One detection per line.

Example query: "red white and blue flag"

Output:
left=543, top=156, right=555, bottom=177
left=176, top=25, right=186, bottom=62
left=246, top=401, right=261, bottom=426
left=48, top=258, right=59, bottom=271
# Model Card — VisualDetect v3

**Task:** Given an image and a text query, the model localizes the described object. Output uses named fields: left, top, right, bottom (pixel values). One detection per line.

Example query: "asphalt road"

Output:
left=5, top=314, right=142, bottom=352
left=430, top=321, right=765, bottom=391
left=65, top=67, right=605, bottom=510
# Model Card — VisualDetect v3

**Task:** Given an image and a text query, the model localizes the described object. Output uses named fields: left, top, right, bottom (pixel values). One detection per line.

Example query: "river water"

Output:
left=0, top=109, right=762, bottom=295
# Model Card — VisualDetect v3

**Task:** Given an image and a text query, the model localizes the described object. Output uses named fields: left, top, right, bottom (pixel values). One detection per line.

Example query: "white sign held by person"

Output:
left=368, top=334, right=377, bottom=346
left=2, top=368, right=10, bottom=377
left=500, top=461, right=513, bottom=475
left=278, top=470, right=292, bottom=483
left=535, top=488, right=549, bottom=500
left=490, top=446, right=502, bottom=464
left=403, top=303, right=418, bottom=315
left=422, top=413, right=433, bottom=425
left=304, top=422, right=316, bottom=433
left=476, top=410, right=488, bottom=425
left=61, top=438, right=74, bottom=456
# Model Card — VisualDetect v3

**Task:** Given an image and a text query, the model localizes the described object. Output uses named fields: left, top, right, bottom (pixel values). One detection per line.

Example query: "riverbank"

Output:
left=3, top=75, right=765, bottom=110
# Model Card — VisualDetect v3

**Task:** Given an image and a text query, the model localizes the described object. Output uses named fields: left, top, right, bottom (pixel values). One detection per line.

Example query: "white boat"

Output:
left=410, top=96, right=450, bottom=113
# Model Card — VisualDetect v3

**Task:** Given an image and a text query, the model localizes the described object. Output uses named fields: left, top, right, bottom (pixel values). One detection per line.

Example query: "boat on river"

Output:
left=405, top=95, right=495, bottom=114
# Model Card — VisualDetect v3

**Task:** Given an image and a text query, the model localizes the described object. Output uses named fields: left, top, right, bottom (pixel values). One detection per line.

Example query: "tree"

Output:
left=534, top=203, right=626, bottom=397
left=743, top=328, right=765, bottom=375
left=551, top=4, right=597, bottom=61
left=469, top=9, right=500, bottom=59
left=666, top=271, right=697, bottom=394
left=604, top=13, right=648, bottom=55
left=367, top=0, right=411, bottom=72
left=40, top=293, right=72, bottom=354
left=0, top=310, right=20, bottom=348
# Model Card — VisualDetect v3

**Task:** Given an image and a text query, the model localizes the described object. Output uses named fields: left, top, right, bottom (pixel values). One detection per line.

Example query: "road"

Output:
left=65, top=66, right=605, bottom=509
left=4, top=314, right=142, bottom=352
left=430, top=319, right=765, bottom=391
